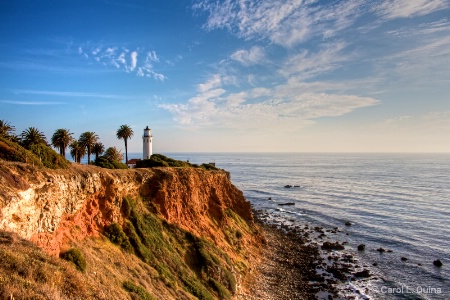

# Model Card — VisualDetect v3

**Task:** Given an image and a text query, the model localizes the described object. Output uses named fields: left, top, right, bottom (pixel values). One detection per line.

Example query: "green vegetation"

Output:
left=69, top=139, right=86, bottom=163
left=60, top=248, right=87, bottom=272
left=94, top=147, right=128, bottom=169
left=123, top=281, right=156, bottom=300
left=20, top=127, right=47, bottom=148
left=104, top=196, right=239, bottom=300
left=104, top=223, right=133, bottom=252
left=29, top=143, right=71, bottom=169
left=51, top=128, right=73, bottom=157
left=0, top=136, right=70, bottom=169
left=0, top=136, right=43, bottom=167
left=116, top=124, right=134, bottom=164
left=135, top=154, right=219, bottom=170
left=0, top=119, right=16, bottom=140
left=79, top=131, right=99, bottom=164
left=92, top=141, right=105, bottom=160
left=0, top=232, right=91, bottom=299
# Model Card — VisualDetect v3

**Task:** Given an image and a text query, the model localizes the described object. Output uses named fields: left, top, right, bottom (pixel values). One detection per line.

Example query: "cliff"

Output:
left=0, top=160, right=259, bottom=300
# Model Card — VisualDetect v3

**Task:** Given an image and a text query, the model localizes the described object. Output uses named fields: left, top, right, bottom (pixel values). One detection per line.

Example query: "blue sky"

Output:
left=1, top=0, right=450, bottom=153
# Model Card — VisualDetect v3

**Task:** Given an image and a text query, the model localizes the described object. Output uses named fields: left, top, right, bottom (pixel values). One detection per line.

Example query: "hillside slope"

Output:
left=0, top=161, right=260, bottom=300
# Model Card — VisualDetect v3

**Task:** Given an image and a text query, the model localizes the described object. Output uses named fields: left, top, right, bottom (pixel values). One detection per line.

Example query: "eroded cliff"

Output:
left=0, top=160, right=259, bottom=299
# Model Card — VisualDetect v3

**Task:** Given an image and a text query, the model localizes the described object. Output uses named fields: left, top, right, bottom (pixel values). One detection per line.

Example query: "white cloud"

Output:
left=146, top=51, right=159, bottom=62
left=130, top=51, right=138, bottom=71
left=231, top=46, right=265, bottom=65
left=280, top=41, right=348, bottom=79
left=0, top=100, right=65, bottom=105
left=78, top=43, right=166, bottom=80
left=198, top=74, right=222, bottom=92
left=194, top=0, right=367, bottom=47
left=375, top=0, right=449, bottom=19
left=160, top=73, right=378, bottom=130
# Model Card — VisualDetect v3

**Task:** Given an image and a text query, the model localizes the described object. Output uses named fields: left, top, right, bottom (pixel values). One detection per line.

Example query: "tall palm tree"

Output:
left=116, top=125, right=134, bottom=163
left=0, top=119, right=15, bottom=140
left=69, top=140, right=86, bottom=163
left=20, top=127, right=47, bottom=149
left=51, top=128, right=73, bottom=157
left=92, top=142, right=105, bottom=160
left=79, top=131, right=98, bottom=164
left=104, top=146, right=124, bottom=162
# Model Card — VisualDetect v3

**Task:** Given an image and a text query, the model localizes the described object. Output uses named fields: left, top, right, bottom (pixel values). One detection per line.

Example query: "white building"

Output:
left=143, top=126, right=153, bottom=159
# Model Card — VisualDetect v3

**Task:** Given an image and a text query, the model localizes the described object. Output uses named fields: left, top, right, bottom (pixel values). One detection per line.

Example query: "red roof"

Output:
left=127, top=159, right=141, bottom=164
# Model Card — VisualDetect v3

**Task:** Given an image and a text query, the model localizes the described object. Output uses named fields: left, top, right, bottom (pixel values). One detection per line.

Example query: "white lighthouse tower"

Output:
left=143, top=126, right=153, bottom=159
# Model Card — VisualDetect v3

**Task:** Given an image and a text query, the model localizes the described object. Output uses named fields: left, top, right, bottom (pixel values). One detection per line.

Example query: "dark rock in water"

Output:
left=376, top=247, right=386, bottom=253
left=345, top=221, right=352, bottom=226
left=294, top=185, right=300, bottom=187
left=418, top=263, right=422, bottom=266
left=278, top=202, right=295, bottom=206
left=354, top=269, right=371, bottom=278
left=373, top=262, right=378, bottom=266
left=321, top=241, right=345, bottom=251
left=326, top=266, right=347, bottom=281
left=387, top=249, right=393, bottom=253
left=268, top=197, right=272, bottom=200
left=401, top=257, right=408, bottom=261
left=357, top=244, right=366, bottom=251
left=433, top=259, right=443, bottom=267
left=284, top=185, right=292, bottom=188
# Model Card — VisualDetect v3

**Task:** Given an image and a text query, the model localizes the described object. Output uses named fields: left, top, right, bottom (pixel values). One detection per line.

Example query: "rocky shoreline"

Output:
left=238, top=209, right=340, bottom=300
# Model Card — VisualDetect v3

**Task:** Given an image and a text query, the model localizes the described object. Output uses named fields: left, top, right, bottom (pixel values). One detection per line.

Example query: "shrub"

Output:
left=95, top=156, right=128, bottom=169
left=123, top=281, right=156, bottom=300
left=209, top=278, right=231, bottom=300
left=29, top=143, right=71, bottom=169
left=60, top=248, right=86, bottom=272
left=104, top=223, right=133, bottom=252
left=136, top=154, right=193, bottom=168
left=0, top=137, right=43, bottom=167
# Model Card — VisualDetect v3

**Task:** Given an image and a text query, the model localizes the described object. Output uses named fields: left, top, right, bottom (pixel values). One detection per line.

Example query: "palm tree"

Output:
left=0, top=119, right=16, bottom=140
left=79, top=131, right=98, bottom=164
left=20, top=127, right=47, bottom=149
left=116, top=125, right=134, bottom=163
left=92, top=142, right=105, bottom=160
left=104, top=146, right=124, bottom=162
left=51, top=128, right=73, bottom=157
left=69, top=140, right=86, bottom=163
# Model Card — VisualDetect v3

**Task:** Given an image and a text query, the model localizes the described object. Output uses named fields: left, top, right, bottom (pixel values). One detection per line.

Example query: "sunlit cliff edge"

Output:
left=0, top=160, right=262, bottom=299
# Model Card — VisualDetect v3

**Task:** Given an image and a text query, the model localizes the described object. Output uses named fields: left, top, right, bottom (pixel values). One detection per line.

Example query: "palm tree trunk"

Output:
left=124, top=139, right=128, bottom=164
left=87, top=146, right=91, bottom=164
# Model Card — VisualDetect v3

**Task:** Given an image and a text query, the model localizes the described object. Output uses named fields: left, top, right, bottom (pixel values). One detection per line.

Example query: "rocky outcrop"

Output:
left=0, top=161, right=252, bottom=256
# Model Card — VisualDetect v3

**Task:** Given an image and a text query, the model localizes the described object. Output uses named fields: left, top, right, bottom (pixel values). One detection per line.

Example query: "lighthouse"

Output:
left=143, top=126, right=153, bottom=159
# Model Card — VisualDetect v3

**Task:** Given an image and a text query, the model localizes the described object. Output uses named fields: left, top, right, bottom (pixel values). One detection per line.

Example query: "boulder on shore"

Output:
left=357, top=244, right=365, bottom=251
left=321, top=241, right=345, bottom=251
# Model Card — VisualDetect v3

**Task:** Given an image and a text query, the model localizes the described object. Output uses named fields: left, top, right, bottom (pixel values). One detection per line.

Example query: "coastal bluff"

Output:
left=0, top=161, right=253, bottom=256
left=0, top=160, right=261, bottom=299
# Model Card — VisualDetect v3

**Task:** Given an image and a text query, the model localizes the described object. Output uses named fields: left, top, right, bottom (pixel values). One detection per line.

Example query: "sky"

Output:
left=1, top=0, right=450, bottom=153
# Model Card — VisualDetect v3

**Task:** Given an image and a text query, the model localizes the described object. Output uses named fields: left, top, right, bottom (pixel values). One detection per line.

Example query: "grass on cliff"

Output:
left=0, top=137, right=70, bottom=169
left=0, top=195, right=252, bottom=300
left=0, top=231, right=91, bottom=299
left=102, top=196, right=240, bottom=300
left=135, top=154, right=219, bottom=170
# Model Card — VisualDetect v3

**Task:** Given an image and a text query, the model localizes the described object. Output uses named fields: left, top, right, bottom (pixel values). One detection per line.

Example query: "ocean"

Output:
left=82, top=152, right=449, bottom=299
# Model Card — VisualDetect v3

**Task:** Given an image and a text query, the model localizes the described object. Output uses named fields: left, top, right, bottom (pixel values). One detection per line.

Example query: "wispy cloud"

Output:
left=374, top=0, right=449, bottom=19
left=78, top=44, right=166, bottom=81
left=160, top=72, right=378, bottom=130
left=12, top=89, right=134, bottom=99
left=193, top=0, right=368, bottom=47
left=130, top=51, right=138, bottom=71
left=231, top=46, right=265, bottom=65
left=0, top=100, right=65, bottom=105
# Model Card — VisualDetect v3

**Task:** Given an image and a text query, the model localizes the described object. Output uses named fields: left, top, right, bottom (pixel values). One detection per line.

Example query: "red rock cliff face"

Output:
left=0, top=161, right=252, bottom=256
